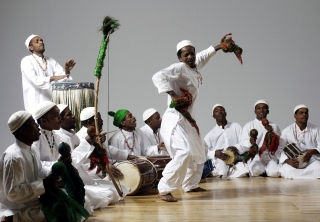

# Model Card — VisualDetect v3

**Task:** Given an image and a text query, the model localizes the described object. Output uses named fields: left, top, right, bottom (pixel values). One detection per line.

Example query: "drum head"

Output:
left=297, top=155, right=308, bottom=169
left=224, top=150, right=235, bottom=165
left=116, top=162, right=142, bottom=195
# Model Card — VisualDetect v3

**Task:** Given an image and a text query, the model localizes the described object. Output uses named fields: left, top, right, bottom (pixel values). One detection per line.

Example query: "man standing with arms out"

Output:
left=0, top=111, right=57, bottom=221
left=21, top=34, right=76, bottom=112
left=140, top=108, right=168, bottom=155
left=241, top=100, right=281, bottom=177
left=152, top=38, right=223, bottom=202
left=279, top=105, right=320, bottom=179
left=204, top=104, right=248, bottom=178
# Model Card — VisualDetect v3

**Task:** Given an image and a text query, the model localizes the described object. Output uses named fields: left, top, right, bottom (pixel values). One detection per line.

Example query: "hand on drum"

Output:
left=226, top=146, right=239, bottom=154
left=110, top=164, right=123, bottom=179
left=215, top=149, right=230, bottom=161
left=64, top=59, right=76, bottom=74
left=285, top=158, right=299, bottom=168
left=127, top=154, right=136, bottom=160
left=158, top=142, right=167, bottom=152
left=302, top=149, right=317, bottom=163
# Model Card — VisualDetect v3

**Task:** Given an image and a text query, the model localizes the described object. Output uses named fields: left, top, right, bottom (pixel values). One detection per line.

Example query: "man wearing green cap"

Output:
left=108, top=109, right=153, bottom=156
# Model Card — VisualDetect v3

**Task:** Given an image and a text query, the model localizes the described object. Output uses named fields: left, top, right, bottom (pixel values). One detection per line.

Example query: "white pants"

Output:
left=248, top=153, right=281, bottom=177
left=280, top=158, right=320, bottom=179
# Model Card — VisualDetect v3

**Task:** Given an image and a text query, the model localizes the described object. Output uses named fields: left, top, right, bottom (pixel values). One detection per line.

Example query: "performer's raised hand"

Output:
left=65, top=59, right=76, bottom=74
left=285, top=158, right=299, bottom=168
left=264, top=125, right=273, bottom=132
left=158, top=142, right=167, bottom=152
left=250, top=137, right=257, bottom=145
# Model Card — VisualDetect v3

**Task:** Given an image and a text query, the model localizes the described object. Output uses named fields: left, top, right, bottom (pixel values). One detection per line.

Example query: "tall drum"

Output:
left=52, top=82, right=95, bottom=131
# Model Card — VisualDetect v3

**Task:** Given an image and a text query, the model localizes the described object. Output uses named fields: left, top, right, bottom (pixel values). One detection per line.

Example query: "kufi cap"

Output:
left=57, top=104, right=68, bottom=114
left=33, top=101, right=56, bottom=120
left=108, top=109, right=129, bottom=127
left=254, top=100, right=268, bottom=109
left=25, top=34, right=39, bottom=49
left=176, top=40, right=193, bottom=52
left=80, top=107, right=95, bottom=121
left=8, top=111, right=32, bottom=133
left=143, top=108, right=157, bottom=121
left=294, top=104, right=308, bottom=113
left=212, top=104, right=224, bottom=115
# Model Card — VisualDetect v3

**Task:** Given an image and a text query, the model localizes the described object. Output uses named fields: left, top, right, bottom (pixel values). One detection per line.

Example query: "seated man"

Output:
left=108, top=109, right=153, bottom=157
left=0, top=111, right=57, bottom=221
left=240, top=100, right=281, bottom=177
left=204, top=104, right=248, bottom=178
left=279, top=104, right=320, bottom=179
left=140, top=108, right=168, bottom=155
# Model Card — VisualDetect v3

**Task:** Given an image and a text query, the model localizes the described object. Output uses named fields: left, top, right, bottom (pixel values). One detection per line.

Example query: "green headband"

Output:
left=108, top=109, right=128, bottom=127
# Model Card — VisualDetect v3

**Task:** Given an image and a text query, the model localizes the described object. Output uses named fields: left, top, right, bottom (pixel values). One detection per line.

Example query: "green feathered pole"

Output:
left=93, top=16, right=122, bottom=196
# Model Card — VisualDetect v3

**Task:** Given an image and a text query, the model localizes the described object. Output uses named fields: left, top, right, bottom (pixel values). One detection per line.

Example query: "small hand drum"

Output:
left=283, top=143, right=307, bottom=169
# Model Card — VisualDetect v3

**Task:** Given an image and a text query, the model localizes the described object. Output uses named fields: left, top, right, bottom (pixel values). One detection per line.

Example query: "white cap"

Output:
left=294, top=104, right=308, bottom=113
left=8, top=111, right=32, bottom=133
left=212, top=104, right=224, bottom=115
left=254, top=100, right=268, bottom=109
left=32, top=101, right=56, bottom=120
left=57, top=104, right=68, bottom=114
left=143, top=108, right=157, bottom=121
left=80, top=107, right=95, bottom=121
left=176, top=40, right=193, bottom=52
left=25, top=34, right=39, bottom=49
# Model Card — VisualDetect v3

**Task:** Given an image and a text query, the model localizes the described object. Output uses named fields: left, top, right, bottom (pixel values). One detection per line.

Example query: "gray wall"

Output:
left=1, top=0, right=320, bottom=153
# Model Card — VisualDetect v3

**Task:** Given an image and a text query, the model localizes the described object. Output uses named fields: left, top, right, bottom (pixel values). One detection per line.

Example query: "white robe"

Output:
left=140, top=124, right=168, bottom=156
left=241, top=118, right=281, bottom=177
left=54, top=128, right=80, bottom=151
left=0, top=139, right=46, bottom=222
left=204, top=122, right=249, bottom=178
left=21, top=54, right=72, bottom=112
left=152, top=46, right=216, bottom=194
left=278, top=122, right=320, bottom=179
left=108, top=128, right=153, bottom=157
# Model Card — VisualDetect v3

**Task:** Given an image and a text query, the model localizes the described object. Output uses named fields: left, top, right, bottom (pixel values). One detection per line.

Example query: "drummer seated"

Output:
left=108, top=109, right=155, bottom=157
left=278, top=105, right=320, bottom=179
left=140, top=108, right=168, bottom=156
left=204, top=104, right=249, bottom=178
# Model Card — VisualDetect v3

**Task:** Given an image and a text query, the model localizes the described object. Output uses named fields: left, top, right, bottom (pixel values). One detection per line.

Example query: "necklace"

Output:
left=294, top=124, right=306, bottom=145
left=153, top=132, right=160, bottom=144
left=120, top=129, right=135, bottom=151
left=43, top=130, right=55, bottom=154
left=193, top=67, right=202, bottom=85
left=32, top=54, right=48, bottom=72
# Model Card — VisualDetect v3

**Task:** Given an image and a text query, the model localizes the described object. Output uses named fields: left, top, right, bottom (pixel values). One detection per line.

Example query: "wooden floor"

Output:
left=86, top=177, right=320, bottom=222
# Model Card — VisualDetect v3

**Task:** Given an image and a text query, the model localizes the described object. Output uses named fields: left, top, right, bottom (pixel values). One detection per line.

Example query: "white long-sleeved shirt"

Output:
left=54, top=128, right=80, bottom=151
left=21, top=54, right=73, bottom=112
left=108, top=128, right=151, bottom=157
left=204, top=122, right=243, bottom=155
left=0, top=140, right=45, bottom=218
left=279, top=122, right=320, bottom=163
left=140, top=124, right=168, bottom=156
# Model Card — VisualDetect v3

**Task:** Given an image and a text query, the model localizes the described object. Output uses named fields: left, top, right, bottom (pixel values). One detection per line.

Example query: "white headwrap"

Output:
left=254, top=100, right=268, bottom=109
left=294, top=104, right=308, bottom=114
left=212, top=104, right=224, bottom=115
left=143, top=108, right=157, bottom=121
left=80, top=107, right=95, bottom=121
left=8, top=111, right=32, bottom=133
left=25, top=34, right=39, bottom=49
left=176, top=40, right=193, bottom=52
left=32, top=101, right=56, bottom=120
left=57, top=104, right=68, bottom=114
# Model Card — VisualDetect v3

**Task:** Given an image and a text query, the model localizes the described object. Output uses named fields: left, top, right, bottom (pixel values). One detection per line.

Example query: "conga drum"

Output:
left=52, top=82, right=95, bottom=131
left=145, top=155, right=171, bottom=182
left=115, top=157, right=158, bottom=195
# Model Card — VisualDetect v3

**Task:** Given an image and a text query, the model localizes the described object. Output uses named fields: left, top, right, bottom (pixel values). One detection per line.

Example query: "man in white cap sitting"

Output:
left=21, top=34, right=76, bottom=112
left=152, top=37, right=224, bottom=202
left=278, top=105, right=320, bottom=179
left=204, top=104, right=248, bottom=178
left=0, top=111, right=57, bottom=222
left=140, top=108, right=168, bottom=155
left=240, top=100, right=281, bottom=177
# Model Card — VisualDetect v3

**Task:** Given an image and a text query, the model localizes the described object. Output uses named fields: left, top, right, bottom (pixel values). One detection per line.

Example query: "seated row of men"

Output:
left=205, top=100, right=320, bottom=179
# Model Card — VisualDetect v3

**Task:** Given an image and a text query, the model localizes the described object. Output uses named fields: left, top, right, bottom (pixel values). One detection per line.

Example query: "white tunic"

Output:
left=241, top=118, right=281, bottom=177
left=204, top=122, right=248, bottom=177
left=108, top=128, right=152, bottom=157
left=279, top=122, right=320, bottom=179
left=140, top=125, right=168, bottom=156
left=0, top=140, right=46, bottom=221
left=21, top=54, right=73, bottom=112
left=54, top=128, right=80, bottom=151
left=152, top=46, right=216, bottom=194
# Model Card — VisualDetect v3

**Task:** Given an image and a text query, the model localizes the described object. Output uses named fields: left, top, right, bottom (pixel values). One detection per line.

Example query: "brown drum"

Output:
left=283, top=143, right=307, bottom=169
left=115, top=157, right=158, bottom=195
left=146, top=155, right=171, bottom=181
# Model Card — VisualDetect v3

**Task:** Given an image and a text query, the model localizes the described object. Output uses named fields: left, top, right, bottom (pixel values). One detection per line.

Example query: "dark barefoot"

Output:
left=186, top=187, right=206, bottom=192
left=158, top=193, right=177, bottom=202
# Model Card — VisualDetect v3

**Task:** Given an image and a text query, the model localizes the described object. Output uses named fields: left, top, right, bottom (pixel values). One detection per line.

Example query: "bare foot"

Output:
left=186, top=187, right=206, bottom=193
left=158, top=193, right=177, bottom=202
